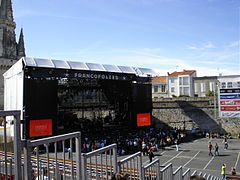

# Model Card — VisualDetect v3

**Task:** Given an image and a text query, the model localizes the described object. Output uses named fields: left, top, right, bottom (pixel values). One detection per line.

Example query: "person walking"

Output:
left=223, top=137, right=228, bottom=150
left=208, top=142, right=213, bottom=156
left=148, top=149, right=154, bottom=163
left=175, top=139, right=179, bottom=151
left=214, top=143, right=219, bottom=156
left=221, top=164, right=226, bottom=180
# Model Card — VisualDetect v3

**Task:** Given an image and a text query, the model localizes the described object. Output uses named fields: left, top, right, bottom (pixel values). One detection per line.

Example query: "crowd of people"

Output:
left=81, top=126, right=186, bottom=156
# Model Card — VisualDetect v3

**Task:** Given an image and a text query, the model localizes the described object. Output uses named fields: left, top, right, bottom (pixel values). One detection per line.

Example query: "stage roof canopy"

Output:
left=23, top=57, right=156, bottom=77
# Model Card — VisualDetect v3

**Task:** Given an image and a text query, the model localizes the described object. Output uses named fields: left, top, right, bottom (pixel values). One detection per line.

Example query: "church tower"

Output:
left=0, top=0, right=25, bottom=109
left=0, top=0, right=17, bottom=59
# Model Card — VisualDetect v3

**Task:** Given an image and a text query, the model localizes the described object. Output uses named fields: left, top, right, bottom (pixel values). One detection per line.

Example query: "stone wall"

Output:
left=152, top=97, right=240, bottom=134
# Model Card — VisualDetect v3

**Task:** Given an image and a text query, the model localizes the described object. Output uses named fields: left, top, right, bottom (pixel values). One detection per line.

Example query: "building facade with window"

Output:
left=168, top=70, right=196, bottom=97
left=193, top=76, right=218, bottom=97
left=151, top=76, right=168, bottom=98
left=217, top=75, right=240, bottom=89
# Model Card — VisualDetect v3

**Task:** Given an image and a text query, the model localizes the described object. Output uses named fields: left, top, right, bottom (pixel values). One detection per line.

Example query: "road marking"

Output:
left=183, top=151, right=200, bottom=167
left=163, top=151, right=183, bottom=166
left=160, top=151, right=166, bottom=155
left=235, top=152, right=240, bottom=168
left=203, top=156, right=214, bottom=170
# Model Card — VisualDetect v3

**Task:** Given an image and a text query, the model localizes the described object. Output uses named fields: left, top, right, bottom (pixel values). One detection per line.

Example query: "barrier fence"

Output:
left=161, top=163, right=173, bottom=180
left=24, top=132, right=81, bottom=180
left=82, top=144, right=117, bottom=180
left=173, top=166, right=183, bottom=180
left=143, top=158, right=160, bottom=180
left=0, top=110, right=21, bottom=180
left=118, top=151, right=143, bottom=179
left=182, top=168, right=191, bottom=180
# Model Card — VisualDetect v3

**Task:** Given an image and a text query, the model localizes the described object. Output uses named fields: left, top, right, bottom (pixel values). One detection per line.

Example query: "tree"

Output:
left=206, top=90, right=214, bottom=97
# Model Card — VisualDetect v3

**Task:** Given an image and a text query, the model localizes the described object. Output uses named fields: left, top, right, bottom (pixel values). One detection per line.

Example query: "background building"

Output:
left=0, top=0, right=25, bottom=109
left=217, top=75, right=240, bottom=89
left=151, top=76, right=168, bottom=98
left=168, top=70, right=196, bottom=97
left=193, top=76, right=218, bottom=97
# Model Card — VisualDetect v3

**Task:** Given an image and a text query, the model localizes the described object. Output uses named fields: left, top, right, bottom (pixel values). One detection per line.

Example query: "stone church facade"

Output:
left=0, top=0, right=25, bottom=109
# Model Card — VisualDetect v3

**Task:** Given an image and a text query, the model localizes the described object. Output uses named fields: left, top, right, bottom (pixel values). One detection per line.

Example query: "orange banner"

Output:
left=137, top=113, right=151, bottom=127
left=29, top=119, right=52, bottom=137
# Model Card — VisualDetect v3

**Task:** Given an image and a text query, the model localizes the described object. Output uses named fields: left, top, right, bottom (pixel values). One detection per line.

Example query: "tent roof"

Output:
left=23, top=57, right=156, bottom=77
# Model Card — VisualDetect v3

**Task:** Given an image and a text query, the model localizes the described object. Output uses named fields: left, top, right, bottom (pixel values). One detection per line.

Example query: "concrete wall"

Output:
left=152, top=97, right=240, bottom=134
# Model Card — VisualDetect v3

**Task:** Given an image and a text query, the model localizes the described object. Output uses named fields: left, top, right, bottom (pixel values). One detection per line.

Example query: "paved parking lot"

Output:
left=140, top=137, right=240, bottom=178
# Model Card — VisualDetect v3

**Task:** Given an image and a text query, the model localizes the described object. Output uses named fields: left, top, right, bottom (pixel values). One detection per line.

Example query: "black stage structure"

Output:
left=21, top=58, right=154, bottom=138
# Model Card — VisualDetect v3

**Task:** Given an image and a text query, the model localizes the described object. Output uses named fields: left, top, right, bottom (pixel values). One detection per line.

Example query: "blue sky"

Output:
left=13, top=0, right=240, bottom=76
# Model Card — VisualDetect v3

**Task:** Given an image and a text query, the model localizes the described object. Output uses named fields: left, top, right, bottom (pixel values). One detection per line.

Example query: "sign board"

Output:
left=137, top=113, right=151, bottom=127
left=219, top=88, right=240, bottom=118
left=29, top=119, right=53, bottom=137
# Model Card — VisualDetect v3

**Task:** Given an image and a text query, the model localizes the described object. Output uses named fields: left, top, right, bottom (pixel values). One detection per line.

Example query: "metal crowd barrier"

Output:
left=182, top=168, right=191, bottom=180
left=82, top=143, right=117, bottom=180
left=143, top=158, right=160, bottom=180
left=191, top=170, right=197, bottom=176
left=0, top=110, right=21, bottom=179
left=23, top=132, right=81, bottom=180
left=173, top=166, right=183, bottom=180
left=161, top=163, right=173, bottom=180
left=118, top=151, right=143, bottom=179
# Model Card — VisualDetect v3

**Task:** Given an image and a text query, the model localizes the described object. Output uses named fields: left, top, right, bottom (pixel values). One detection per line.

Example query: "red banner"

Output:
left=220, top=100, right=240, bottom=105
left=29, top=119, right=53, bottom=137
left=221, top=106, right=240, bottom=111
left=137, top=113, right=151, bottom=127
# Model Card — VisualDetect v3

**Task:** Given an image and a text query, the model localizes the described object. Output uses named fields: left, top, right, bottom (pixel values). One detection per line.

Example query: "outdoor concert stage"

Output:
left=4, top=57, right=154, bottom=138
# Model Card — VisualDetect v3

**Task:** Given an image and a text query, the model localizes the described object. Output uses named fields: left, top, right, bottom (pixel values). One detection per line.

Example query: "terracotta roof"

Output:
left=151, top=76, right=168, bottom=84
left=168, top=70, right=196, bottom=77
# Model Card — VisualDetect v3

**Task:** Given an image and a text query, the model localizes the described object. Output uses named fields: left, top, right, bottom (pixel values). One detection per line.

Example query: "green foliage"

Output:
left=179, top=94, right=190, bottom=97
left=206, top=90, right=214, bottom=97
left=172, top=95, right=177, bottom=98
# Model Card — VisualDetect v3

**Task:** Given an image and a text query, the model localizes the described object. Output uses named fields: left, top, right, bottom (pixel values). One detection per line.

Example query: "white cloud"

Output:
left=226, top=41, right=240, bottom=48
left=49, top=46, right=239, bottom=77
left=187, top=41, right=215, bottom=50
left=204, top=42, right=215, bottom=49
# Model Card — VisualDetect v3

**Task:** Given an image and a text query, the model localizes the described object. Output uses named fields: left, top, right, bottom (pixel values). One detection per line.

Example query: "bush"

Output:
left=206, top=90, right=214, bottom=97
left=179, top=94, right=189, bottom=97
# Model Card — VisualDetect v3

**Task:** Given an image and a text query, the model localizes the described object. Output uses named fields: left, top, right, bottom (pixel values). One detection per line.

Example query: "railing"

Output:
left=182, top=168, right=191, bottom=180
left=191, top=170, right=197, bottom=176
left=118, top=151, right=143, bottom=180
left=161, top=163, right=173, bottom=180
left=173, top=166, right=183, bottom=180
left=24, top=132, right=81, bottom=180
left=143, top=158, right=160, bottom=180
left=82, top=143, right=117, bottom=180
left=0, top=110, right=21, bottom=179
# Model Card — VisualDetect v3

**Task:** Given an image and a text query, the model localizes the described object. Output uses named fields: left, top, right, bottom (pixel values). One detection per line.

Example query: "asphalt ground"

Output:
left=138, top=137, right=240, bottom=178
left=45, top=137, right=240, bottom=178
